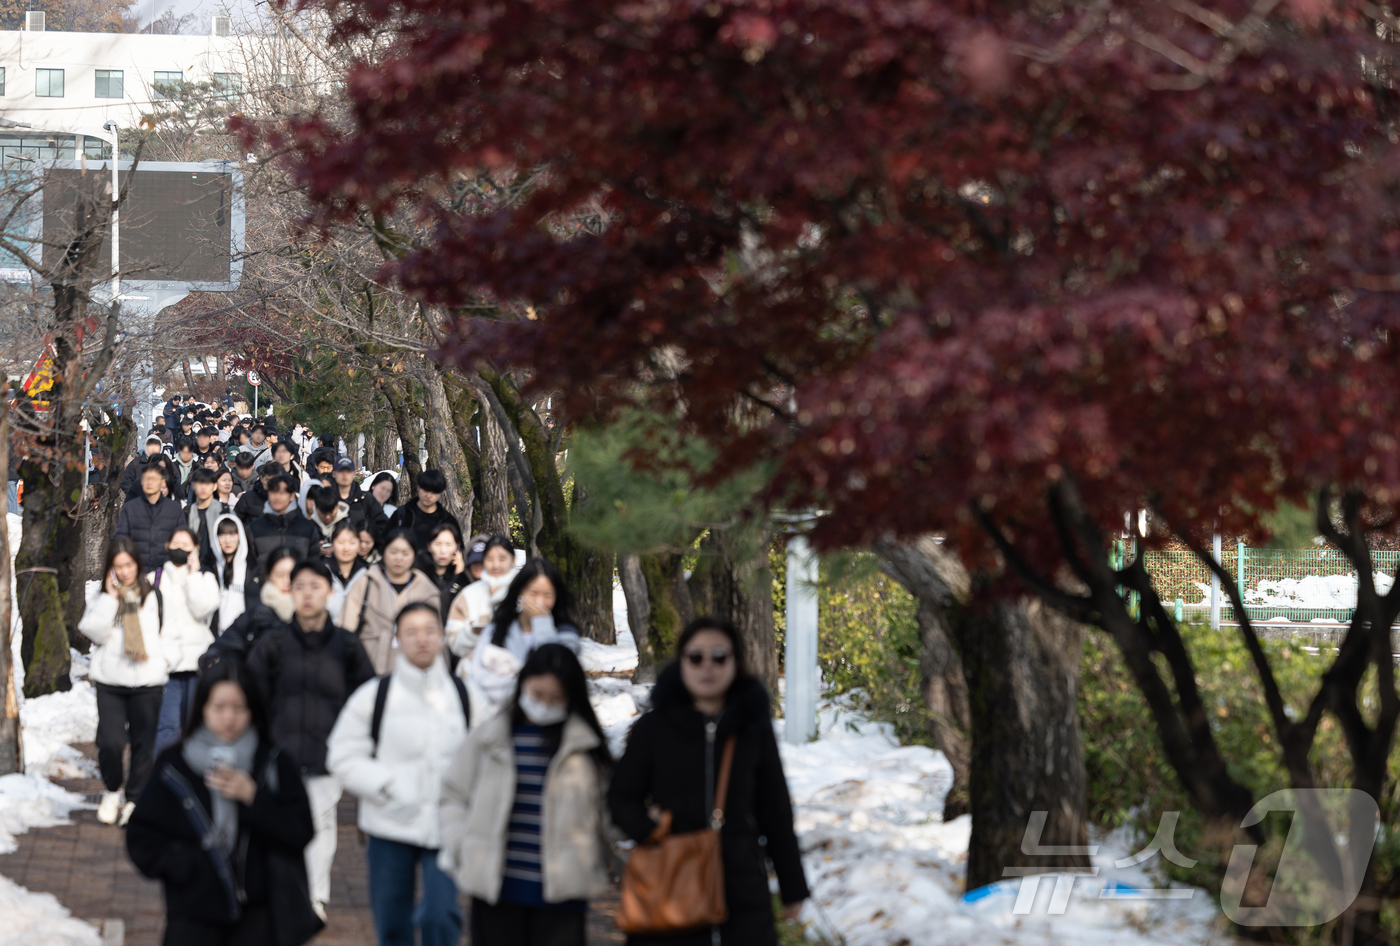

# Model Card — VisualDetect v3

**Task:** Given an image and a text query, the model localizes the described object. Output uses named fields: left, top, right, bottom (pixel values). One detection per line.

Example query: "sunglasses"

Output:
left=684, top=648, right=731, bottom=667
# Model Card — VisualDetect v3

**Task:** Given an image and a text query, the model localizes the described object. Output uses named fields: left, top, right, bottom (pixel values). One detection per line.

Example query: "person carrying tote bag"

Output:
left=608, top=618, right=809, bottom=946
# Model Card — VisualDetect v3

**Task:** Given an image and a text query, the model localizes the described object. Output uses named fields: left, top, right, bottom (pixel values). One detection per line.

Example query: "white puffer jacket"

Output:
left=446, top=568, right=518, bottom=659
left=77, top=585, right=179, bottom=688
left=153, top=563, right=220, bottom=673
left=326, top=655, right=470, bottom=848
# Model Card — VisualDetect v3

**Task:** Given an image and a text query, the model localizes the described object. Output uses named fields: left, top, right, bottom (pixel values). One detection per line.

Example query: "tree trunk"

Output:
left=687, top=526, right=779, bottom=696
left=0, top=412, right=22, bottom=775
left=478, top=396, right=511, bottom=538
left=422, top=369, right=474, bottom=529
left=618, top=554, right=656, bottom=684
left=638, top=553, right=688, bottom=667
left=961, top=597, right=1090, bottom=890
left=380, top=383, right=421, bottom=505
left=876, top=537, right=974, bottom=818
left=15, top=456, right=78, bottom=697
left=181, top=359, right=197, bottom=397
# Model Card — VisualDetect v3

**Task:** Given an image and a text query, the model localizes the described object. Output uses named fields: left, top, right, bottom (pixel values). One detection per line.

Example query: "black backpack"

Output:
left=369, top=674, right=471, bottom=758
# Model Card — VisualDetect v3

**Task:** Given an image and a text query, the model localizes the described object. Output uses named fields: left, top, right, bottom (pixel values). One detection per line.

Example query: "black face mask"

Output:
left=167, top=548, right=190, bottom=566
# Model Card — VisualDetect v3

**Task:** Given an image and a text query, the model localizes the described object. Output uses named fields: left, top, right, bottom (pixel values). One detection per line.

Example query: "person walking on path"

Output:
left=338, top=529, right=439, bottom=676
left=246, top=560, right=375, bottom=920
left=211, top=515, right=250, bottom=633
left=126, top=664, right=323, bottom=946
left=116, top=463, right=186, bottom=570
left=332, top=457, right=389, bottom=544
left=120, top=434, right=168, bottom=496
left=387, top=469, right=459, bottom=552
left=247, top=474, right=321, bottom=569
left=608, top=618, right=809, bottom=946
left=467, top=559, right=582, bottom=710
left=439, top=643, right=616, bottom=946
left=446, top=535, right=518, bottom=662
left=201, top=547, right=297, bottom=676
left=230, top=452, right=258, bottom=495
left=326, top=520, right=368, bottom=625
left=327, top=603, right=471, bottom=946
left=80, top=538, right=180, bottom=826
left=154, top=529, right=221, bottom=754
left=185, top=467, right=227, bottom=572
left=368, top=471, right=399, bottom=520
left=420, top=523, right=469, bottom=624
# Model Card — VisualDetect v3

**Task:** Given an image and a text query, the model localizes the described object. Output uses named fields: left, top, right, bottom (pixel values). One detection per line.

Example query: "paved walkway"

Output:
left=0, top=743, right=625, bottom=945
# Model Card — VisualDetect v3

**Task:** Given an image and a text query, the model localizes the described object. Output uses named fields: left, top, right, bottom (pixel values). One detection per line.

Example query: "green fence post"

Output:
left=1237, top=541, right=1247, bottom=611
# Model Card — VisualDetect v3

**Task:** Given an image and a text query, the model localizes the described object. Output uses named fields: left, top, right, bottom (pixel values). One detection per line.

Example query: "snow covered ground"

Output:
left=4, top=512, right=100, bottom=946
left=777, top=698, right=1226, bottom=945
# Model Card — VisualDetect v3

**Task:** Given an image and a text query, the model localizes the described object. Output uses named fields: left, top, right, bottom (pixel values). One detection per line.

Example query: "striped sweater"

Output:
left=499, top=723, right=586, bottom=910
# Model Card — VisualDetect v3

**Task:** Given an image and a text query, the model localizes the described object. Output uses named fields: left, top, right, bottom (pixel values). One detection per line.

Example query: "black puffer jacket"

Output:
left=199, top=602, right=286, bottom=676
left=234, top=482, right=268, bottom=525
left=114, top=494, right=186, bottom=570
left=245, top=618, right=375, bottom=776
left=387, top=502, right=460, bottom=554
left=609, top=665, right=809, bottom=927
left=126, top=740, right=321, bottom=946
left=339, top=483, right=390, bottom=543
left=247, top=508, right=321, bottom=570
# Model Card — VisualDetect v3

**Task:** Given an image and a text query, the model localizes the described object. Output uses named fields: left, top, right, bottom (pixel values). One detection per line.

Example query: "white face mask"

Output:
left=518, top=692, right=568, bottom=727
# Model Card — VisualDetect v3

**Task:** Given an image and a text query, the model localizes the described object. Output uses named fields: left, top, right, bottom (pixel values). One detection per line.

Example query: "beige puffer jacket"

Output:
left=337, top=565, right=439, bottom=674
left=437, top=712, right=617, bottom=904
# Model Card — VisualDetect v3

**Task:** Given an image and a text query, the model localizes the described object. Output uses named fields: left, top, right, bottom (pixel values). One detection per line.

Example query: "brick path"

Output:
left=0, top=743, right=624, bottom=945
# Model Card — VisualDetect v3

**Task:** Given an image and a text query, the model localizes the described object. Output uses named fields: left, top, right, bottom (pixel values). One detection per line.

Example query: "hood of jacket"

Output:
left=213, top=514, right=248, bottom=585
left=312, top=502, right=350, bottom=538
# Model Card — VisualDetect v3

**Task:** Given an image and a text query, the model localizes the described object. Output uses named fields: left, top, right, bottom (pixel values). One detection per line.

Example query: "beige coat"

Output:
left=437, top=712, right=616, bottom=904
left=338, top=565, right=439, bottom=674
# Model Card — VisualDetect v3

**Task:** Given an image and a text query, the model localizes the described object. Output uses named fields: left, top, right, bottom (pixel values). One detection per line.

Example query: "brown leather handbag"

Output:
left=616, top=736, right=737, bottom=934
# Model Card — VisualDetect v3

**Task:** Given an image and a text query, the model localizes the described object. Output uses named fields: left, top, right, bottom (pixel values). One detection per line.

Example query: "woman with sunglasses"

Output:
left=608, top=618, right=809, bottom=946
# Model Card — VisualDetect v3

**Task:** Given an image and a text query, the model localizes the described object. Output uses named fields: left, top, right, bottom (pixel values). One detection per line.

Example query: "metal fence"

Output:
left=1133, top=544, right=1400, bottom=625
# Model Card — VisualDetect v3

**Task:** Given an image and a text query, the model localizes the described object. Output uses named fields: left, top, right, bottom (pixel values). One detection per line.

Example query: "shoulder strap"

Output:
left=369, top=676, right=392, bottom=757
left=712, top=736, right=738, bottom=826
left=450, top=676, right=472, bottom=729
left=154, top=587, right=164, bottom=630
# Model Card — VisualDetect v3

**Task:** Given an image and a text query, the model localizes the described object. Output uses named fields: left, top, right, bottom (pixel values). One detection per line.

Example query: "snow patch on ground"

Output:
left=0, top=872, right=102, bottom=946
left=4, top=513, right=101, bottom=943
left=576, top=583, right=640, bottom=674
left=778, top=697, right=1226, bottom=946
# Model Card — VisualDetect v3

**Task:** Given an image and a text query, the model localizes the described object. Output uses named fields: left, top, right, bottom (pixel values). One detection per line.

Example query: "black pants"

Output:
left=471, top=898, right=585, bottom=946
left=624, top=907, right=778, bottom=946
left=94, top=682, right=164, bottom=796
left=163, top=904, right=272, bottom=946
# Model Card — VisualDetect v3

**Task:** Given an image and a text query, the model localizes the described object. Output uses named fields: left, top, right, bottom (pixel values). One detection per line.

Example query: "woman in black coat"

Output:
left=608, top=618, right=809, bottom=946
left=126, top=662, right=322, bottom=946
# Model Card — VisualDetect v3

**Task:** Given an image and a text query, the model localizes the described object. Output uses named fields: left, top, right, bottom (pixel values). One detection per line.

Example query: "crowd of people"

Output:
left=75, top=394, right=809, bottom=946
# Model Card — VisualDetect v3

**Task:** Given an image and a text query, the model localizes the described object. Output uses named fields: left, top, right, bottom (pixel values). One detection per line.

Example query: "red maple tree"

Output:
left=248, top=0, right=1400, bottom=918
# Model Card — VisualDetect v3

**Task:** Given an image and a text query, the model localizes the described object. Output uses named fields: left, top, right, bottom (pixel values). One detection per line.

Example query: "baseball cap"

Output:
left=465, top=540, right=487, bottom=568
left=333, top=457, right=355, bottom=472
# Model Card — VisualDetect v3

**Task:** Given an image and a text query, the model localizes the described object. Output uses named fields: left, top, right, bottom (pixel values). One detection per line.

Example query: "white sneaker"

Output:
left=96, top=790, right=123, bottom=825
left=118, top=801, right=136, bottom=827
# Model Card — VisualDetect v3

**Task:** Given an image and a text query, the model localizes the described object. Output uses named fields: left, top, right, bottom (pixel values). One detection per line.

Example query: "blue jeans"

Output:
left=156, top=674, right=199, bottom=755
left=366, top=835, right=461, bottom=946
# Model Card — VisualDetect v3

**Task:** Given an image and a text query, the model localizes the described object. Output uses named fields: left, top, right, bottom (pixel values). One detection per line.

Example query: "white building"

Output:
left=0, top=19, right=243, bottom=163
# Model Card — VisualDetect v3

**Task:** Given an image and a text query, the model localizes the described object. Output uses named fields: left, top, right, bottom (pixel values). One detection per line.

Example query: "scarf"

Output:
left=181, top=726, right=259, bottom=855
left=116, top=582, right=148, bottom=662
left=261, top=581, right=294, bottom=623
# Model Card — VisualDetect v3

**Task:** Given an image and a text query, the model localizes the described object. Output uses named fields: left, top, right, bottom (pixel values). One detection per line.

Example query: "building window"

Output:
left=35, top=68, right=63, bottom=98
left=0, top=67, right=6, bottom=97
left=94, top=69, right=123, bottom=99
left=152, top=70, right=182, bottom=100
left=212, top=72, right=241, bottom=99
